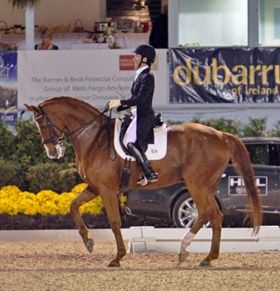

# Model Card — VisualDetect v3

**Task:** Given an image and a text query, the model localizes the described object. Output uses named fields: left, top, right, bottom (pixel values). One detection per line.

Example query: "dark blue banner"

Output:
left=0, top=112, right=17, bottom=125
left=0, top=51, right=17, bottom=124
left=169, top=47, right=280, bottom=103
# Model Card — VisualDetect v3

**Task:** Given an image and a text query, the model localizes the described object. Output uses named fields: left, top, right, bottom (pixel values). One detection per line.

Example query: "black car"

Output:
left=125, top=137, right=280, bottom=227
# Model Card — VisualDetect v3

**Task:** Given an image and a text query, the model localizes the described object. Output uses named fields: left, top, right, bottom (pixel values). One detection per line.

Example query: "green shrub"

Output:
left=9, top=120, right=46, bottom=166
left=271, top=121, right=280, bottom=137
left=0, top=158, right=21, bottom=187
left=0, top=120, right=78, bottom=192
left=0, top=123, right=15, bottom=160
left=8, top=120, right=75, bottom=165
left=57, top=163, right=82, bottom=191
left=26, top=162, right=81, bottom=193
left=241, top=117, right=267, bottom=137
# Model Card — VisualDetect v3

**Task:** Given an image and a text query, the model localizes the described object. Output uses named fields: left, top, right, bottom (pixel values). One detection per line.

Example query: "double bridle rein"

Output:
left=35, top=103, right=116, bottom=160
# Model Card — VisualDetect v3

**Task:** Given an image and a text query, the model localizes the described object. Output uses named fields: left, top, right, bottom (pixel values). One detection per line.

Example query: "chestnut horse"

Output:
left=25, top=96, right=262, bottom=267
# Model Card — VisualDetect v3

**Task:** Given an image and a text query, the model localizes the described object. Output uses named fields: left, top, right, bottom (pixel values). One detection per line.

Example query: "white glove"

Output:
left=108, top=99, right=121, bottom=110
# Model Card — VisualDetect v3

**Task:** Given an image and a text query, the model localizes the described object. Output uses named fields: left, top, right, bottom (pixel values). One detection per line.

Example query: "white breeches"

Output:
left=123, top=108, right=137, bottom=148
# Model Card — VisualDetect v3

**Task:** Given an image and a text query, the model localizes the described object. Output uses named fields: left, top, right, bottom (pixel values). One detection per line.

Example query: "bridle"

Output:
left=35, top=103, right=116, bottom=159
left=35, top=106, right=66, bottom=145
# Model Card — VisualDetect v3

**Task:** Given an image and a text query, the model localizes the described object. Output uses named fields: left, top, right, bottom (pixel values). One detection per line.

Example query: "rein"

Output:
left=37, top=103, right=116, bottom=160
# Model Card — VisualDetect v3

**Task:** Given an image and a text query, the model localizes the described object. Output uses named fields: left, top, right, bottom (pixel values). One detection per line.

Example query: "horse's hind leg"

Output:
left=101, top=191, right=126, bottom=267
left=178, top=214, right=208, bottom=264
left=200, top=206, right=223, bottom=267
left=70, top=185, right=98, bottom=253
left=178, top=188, right=223, bottom=267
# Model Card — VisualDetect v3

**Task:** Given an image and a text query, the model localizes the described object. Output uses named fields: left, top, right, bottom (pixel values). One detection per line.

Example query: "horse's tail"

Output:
left=223, top=132, right=262, bottom=234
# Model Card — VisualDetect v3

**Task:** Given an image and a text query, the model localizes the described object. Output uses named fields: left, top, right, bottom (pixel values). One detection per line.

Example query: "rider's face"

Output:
left=134, top=54, right=142, bottom=69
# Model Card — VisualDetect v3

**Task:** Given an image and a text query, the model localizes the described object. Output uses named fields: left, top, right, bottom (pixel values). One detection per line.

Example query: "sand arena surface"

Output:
left=0, top=240, right=279, bottom=291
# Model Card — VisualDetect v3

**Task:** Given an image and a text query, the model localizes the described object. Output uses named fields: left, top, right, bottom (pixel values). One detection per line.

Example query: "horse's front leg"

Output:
left=70, top=185, right=98, bottom=253
left=101, top=191, right=126, bottom=267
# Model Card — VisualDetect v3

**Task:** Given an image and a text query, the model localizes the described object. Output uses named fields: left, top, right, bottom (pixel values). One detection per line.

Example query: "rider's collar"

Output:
left=134, top=65, right=149, bottom=81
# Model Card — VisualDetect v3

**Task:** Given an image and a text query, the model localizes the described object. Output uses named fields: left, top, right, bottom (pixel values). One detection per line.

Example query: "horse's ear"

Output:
left=24, top=104, right=40, bottom=114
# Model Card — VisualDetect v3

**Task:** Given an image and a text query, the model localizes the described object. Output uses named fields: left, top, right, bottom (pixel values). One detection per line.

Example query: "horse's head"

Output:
left=24, top=103, right=66, bottom=159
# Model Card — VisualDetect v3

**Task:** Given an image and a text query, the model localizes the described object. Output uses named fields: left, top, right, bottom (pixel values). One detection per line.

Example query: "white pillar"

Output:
left=168, top=0, right=179, bottom=47
left=25, top=4, right=35, bottom=50
left=248, top=0, right=259, bottom=47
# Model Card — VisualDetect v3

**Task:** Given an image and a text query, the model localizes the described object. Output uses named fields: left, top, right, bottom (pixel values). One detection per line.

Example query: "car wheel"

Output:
left=172, top=194, right=210, bottom=228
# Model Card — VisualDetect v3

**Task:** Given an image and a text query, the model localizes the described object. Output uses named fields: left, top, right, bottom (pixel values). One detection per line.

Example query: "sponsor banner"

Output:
left=169, top=47, right=280, bottom=103
left=0, top=112, right=17, bottom=125
left=228, top=176, right=268, bottom=195
left=0, top=51, right=17, bottom=124
left=18, top=49, right=168, bottom=108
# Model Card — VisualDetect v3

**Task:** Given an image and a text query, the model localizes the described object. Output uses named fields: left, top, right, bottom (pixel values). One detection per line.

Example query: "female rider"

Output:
left=108, top=44, right=158, bottom=186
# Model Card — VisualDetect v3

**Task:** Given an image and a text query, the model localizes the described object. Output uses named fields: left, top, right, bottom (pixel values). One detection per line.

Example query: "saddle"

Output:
left=114, top=111, right=168, bottom=161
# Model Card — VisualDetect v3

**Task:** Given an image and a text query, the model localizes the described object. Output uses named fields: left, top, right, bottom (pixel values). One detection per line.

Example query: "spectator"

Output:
left=35, top=27, right=59, bottom=50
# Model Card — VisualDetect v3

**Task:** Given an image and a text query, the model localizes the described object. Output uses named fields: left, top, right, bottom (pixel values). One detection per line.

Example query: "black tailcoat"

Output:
left=120, top=68, right=155, bottom=151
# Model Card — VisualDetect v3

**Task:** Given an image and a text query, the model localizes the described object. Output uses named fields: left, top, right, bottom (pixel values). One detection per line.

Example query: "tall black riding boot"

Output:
left=127, top=142, right=158, bottom=185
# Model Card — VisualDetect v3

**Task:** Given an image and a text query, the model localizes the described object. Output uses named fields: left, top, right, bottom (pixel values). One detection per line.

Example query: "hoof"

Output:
left=85, top=239, right=94, bottom=253
left=199, top=260, right=211, bottom=267
left=177, top=251, right=189, bottom=265
left=108, top=260, right=121, bottom=267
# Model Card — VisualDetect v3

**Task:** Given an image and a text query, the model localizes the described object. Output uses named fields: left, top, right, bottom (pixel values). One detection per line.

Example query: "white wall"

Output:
left=17, top=49, right=169, bottom=108
left=0, top=0, right=106, bottom=31
left=177, top=0, right=247, bottom=46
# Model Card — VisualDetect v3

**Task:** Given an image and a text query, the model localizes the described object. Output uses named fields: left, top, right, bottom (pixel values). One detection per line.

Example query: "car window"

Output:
left=269, top=144, right=280, bottom=166
left=246, top=144, right=268, bottom=165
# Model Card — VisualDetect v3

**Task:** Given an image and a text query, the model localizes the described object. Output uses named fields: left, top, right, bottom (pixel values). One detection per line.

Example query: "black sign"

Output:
left=169, top=47, right=280, bottom=103
left=228, top=176, right=267, bottom=195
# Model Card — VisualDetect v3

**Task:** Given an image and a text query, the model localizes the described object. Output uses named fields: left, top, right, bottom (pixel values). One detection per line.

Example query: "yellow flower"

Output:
left=16, top=192, right=39, bottom=216
left=39, top=200, right=59, bottom=216
left=120, top=193, right=127, bottom=207
left=56, top=192, right=76, bottom=215
left=80, top=196, right=103, bottom=215
left=0, top=185, right=21, bottom=194
left=0, top=198, right=18, bottom=215
left=37, top=190, right=60, bottom=202
left=0, top=184, right=104, bottom=217
left=71, top=183, right=87, bottom=195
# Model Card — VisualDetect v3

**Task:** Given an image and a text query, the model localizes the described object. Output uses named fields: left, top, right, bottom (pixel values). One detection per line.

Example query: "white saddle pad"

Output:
left=114, top=117, right=168, bottom=161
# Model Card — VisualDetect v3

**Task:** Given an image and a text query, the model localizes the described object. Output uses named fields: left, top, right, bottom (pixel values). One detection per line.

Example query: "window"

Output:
left=259, top=0, right=280, bottom=45
left=268, top=144, right=280, bottom=166
left=246, top=144, right=268, bottom=165
left=177, top=0, right=247, bottom=46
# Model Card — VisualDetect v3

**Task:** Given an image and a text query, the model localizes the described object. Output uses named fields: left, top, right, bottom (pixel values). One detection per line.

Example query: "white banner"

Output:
left=18, top=49, right=168, bottom=109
